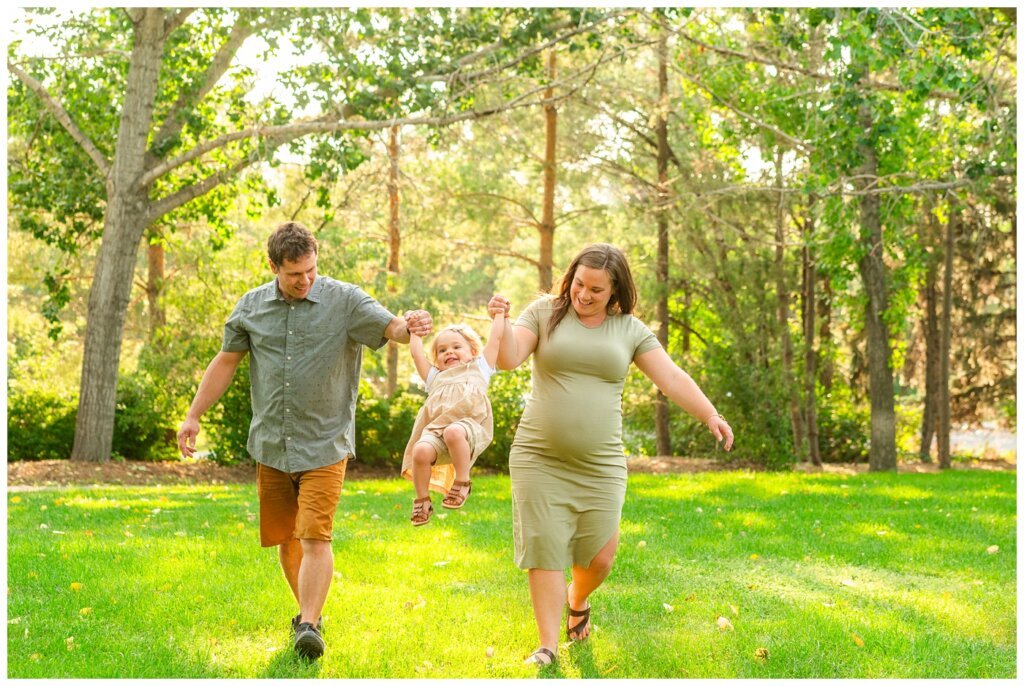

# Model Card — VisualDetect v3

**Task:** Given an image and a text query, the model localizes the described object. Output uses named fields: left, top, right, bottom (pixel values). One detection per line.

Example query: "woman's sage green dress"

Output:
left=510, top=296, right=661, bottom=570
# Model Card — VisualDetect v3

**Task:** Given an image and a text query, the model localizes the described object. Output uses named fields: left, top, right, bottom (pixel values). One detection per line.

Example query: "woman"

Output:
left=488, top=243, right=734, bottom=666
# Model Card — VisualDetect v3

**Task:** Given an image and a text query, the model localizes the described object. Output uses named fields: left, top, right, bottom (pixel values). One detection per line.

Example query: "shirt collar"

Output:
left=263, top=276, right=323, bottom=304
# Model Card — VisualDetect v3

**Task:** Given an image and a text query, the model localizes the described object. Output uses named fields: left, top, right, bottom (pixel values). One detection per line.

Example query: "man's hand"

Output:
left=404, top=309, right=433, bottom=337
left=177, top=417, right=201, bottom=458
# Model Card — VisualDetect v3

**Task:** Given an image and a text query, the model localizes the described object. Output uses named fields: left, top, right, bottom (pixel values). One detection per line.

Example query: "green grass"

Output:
left=6, top=470, right=1016, bottom=678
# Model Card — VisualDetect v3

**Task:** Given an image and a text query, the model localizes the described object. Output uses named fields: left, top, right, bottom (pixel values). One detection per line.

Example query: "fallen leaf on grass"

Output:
left=29, top=653, right=41, bottom=661
left=485, top=646, right=495, bottom=658
left=663, top=603, right=674, bottom=613
left=404, top=598, right=427, bottom=610
left=638, top=540, right=647, bottom=548
left=685, top=593, right=697, bottom=602
left=79, top=607, right=92, bottom=616
left=840, top=579, right=856, bottom=587
left=754, top=647, right=769, bottom=661
left=433, top=560, right=450, bottom=567
left=730, top=604, right=739, bottom=616
left=65, top=637, right=75, bottom=651
left=986, top=545, right=1000, bottom=554
left=851, top=632, right=865, bottom=647
left=716, top=616, right=734, bottom=631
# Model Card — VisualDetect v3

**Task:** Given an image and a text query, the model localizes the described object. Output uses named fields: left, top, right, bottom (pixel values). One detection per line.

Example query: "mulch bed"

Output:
left=6, top=455, right=1014, bottom=490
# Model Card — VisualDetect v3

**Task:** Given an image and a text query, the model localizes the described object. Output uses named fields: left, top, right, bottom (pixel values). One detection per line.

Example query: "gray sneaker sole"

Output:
left=294, top=629, right=325, bottom=660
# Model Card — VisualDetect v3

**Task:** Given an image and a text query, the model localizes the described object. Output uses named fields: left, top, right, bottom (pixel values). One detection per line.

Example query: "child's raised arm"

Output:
left=409, top=333, right=432, bottom=383
left=482, top=311, right=506, bottom=370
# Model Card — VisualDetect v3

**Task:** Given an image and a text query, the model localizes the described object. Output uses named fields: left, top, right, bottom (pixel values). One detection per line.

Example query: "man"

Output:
left=177, top=221, right=431, bottom=661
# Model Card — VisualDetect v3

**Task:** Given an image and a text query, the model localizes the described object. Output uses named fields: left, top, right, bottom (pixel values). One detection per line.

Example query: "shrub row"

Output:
left=8, top=366, right=924, bottom=469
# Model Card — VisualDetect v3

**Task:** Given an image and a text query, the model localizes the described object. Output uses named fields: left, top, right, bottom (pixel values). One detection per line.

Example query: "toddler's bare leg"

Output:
left=411, top=441, right=437, bottom=499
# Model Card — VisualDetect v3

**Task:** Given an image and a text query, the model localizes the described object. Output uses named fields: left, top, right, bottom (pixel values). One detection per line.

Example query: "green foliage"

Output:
left=7, top=374, right=182, bottom=463
left=816, top=387, right=871, bottom=463
left=6, top=387, right=78, bottom=461
left=353, top=381, right=421, bottom=467
left=203, top=357, right=254, bottom=466
left=481, top=366, right=530, bottom=468
left=111, top=371, right=181, bottom=462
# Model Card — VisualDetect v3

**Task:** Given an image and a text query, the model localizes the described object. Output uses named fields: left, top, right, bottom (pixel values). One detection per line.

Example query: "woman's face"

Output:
left=433, top=331, right=475, bottom=370
left=570, top=265, right=613, bottom=319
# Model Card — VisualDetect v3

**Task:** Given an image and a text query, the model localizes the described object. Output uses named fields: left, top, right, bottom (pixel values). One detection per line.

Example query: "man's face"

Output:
left=270, top=252, right=317, bottom=301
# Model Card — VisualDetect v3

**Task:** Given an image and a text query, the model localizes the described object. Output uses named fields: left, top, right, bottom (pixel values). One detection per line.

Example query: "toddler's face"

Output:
left=434, top=331, right=474, bottom=370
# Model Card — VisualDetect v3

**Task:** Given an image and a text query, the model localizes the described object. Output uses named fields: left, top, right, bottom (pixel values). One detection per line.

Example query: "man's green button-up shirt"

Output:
left=222, top=276, right=394, bottom=473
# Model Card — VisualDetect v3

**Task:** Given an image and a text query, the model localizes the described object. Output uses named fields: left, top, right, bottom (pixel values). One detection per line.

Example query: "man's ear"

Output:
left=268, top=259, right=279, bottom=274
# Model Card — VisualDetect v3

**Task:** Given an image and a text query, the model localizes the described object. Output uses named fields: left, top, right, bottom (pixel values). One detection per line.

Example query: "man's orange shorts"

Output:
left=255, top=458, right=348, bottom=547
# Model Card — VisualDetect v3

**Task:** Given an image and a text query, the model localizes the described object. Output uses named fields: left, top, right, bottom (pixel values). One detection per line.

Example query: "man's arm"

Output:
left=177, top=350, right=247, bottom=457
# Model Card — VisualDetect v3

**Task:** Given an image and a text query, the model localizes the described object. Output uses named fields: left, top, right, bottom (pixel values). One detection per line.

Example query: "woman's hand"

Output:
left=487, top=294, right=510, bottom=319
left=707, top=414, right=734, bottom=451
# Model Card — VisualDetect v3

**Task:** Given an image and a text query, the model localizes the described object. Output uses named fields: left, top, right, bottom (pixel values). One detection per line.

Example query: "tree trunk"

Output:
left=71, top=9, right=166, bottom=462
left=919, top=238, right=940, bottom=463
left=146, top=233, right=166, bottom=336
left=937, top=202, right=955, bottom=469
left=539, top=49, right=557, bottom=293
left=386, top=125, right=401, bottom=395
left=654, top=26, right=671, bottom=457
left=856, top=103, right=898, bottom=472
left=775, top=151, right=803, bottom=457
left=802, top=199, right=822, bottom=466
left=818, top=277, right=834, bottom=391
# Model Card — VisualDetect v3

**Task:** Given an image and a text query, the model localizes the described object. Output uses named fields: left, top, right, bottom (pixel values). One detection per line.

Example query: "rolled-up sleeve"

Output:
left=222, top=298, right=251, bottom=353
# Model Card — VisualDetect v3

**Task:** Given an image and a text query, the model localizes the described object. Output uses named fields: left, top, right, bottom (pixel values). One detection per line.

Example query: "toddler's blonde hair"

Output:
left=430, top=324, right=483, bottom=363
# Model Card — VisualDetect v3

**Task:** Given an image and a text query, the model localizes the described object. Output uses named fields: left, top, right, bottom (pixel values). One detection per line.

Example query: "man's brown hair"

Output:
left=267, top=222, right=318, bottom=266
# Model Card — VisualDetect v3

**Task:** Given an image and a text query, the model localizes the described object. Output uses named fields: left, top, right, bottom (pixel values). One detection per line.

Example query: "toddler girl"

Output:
left=401, top=313, right=504, bottom=525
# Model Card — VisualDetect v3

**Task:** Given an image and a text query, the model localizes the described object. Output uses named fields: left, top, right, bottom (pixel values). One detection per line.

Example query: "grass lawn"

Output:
left=6, top=469, right=1016, bottom=678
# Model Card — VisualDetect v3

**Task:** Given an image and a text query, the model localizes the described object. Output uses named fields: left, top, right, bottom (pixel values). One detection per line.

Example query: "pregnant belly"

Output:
left=515, top=394, right=623, bottom=460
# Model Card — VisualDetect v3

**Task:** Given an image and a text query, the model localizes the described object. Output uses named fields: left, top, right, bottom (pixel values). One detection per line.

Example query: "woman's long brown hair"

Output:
left=547, top=243, right=638, bottom=336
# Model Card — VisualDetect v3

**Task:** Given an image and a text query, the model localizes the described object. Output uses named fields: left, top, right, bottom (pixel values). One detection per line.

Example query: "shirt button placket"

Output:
left=284, top=303, right=297, bottom=470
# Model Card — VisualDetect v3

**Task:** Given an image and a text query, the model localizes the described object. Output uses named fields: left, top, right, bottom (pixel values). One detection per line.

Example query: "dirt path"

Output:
left=6, top=453, right=1014, bottom=490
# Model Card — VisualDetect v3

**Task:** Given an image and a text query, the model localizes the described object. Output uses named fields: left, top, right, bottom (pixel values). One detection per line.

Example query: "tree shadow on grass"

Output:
left=567, top=639, right=603, bottom=678
left=259, top=646, right=322, bottom=678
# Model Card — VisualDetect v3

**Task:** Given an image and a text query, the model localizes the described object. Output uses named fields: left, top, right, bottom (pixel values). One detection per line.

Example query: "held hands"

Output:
left=707, top=414, right=734, bottom=452
left=404, top=309, right=433, bottom=338
left=487, top=294, right=511, bottom=319
left=177, top=417, right=201, bottom=459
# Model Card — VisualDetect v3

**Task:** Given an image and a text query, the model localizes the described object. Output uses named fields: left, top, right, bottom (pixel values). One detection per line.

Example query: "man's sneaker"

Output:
left=293, top=621, right=326, bottom=660
left=291, top=614, right=324, bottom=635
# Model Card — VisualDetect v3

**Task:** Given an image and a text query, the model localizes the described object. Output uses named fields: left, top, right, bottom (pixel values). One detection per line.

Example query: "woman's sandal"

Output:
left=442, top=479, right=472, bottom=509
left=524, top=647, right=557, bottom=666
left=410, top=496, right=433, bottom=526
left=566, top=584, right=592, bottom=641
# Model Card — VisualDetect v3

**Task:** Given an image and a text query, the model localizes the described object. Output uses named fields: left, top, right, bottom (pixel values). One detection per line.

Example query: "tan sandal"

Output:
left=442, top=479, right=472, bottom=509
left=411, top=496, right=433, bottom=526
left=524, top=647, right=556, bottom=666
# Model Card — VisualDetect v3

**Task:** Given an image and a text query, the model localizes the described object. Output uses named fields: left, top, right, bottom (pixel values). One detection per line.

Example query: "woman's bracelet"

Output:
left=706, top=412, right=726, bottom=424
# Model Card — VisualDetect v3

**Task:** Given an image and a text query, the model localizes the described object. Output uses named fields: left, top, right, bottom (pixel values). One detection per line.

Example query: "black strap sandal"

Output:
left=524, top=647, right=557, bottom=665
left=567, top=605, right=592, bottom=641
